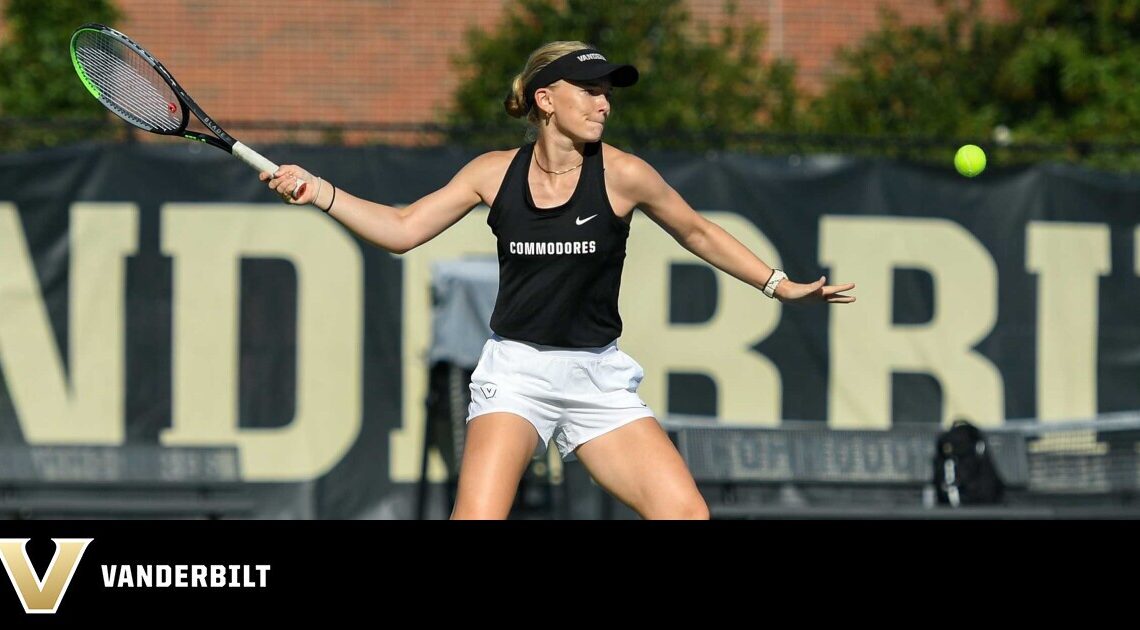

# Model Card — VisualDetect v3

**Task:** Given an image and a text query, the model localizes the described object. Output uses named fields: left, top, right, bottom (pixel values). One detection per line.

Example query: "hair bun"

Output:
left=504, top=73, right=528, bottom=118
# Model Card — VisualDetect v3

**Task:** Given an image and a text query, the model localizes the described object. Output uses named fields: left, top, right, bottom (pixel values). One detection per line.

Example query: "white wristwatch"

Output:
left=763, top=269, right=787, bottom=298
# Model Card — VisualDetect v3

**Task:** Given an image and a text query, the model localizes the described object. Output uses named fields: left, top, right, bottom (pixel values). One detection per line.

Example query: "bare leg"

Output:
left=573, top=417, right=709, bottom=520
left=450, top=413, right=540, bottom=520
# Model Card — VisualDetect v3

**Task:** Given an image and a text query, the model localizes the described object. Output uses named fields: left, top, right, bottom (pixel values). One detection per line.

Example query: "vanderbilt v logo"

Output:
left=0, top=538, right=92, bottom=614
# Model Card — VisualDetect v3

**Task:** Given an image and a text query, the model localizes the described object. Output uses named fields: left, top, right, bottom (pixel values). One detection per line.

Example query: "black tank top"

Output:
left=487, top=142, right=629, bottom=347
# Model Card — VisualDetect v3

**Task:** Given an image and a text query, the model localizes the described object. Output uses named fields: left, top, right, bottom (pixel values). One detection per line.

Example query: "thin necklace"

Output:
left=534, top=154, right=583, bottom=175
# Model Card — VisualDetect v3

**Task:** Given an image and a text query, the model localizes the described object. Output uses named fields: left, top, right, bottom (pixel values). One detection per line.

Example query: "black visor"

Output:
left=524, top=49, right=639, bottom=110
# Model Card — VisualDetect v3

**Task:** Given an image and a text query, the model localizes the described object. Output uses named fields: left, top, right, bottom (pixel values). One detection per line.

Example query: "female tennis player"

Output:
left=262, top=41, right=855, bottom=520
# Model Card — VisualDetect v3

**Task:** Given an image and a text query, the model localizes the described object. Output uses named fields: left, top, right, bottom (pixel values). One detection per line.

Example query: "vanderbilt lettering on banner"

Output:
left=0, top=144, right=1137, bottom=517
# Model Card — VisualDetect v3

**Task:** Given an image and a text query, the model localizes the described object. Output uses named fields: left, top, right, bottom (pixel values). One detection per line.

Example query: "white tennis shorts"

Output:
left=466, top=335, right=655, bottom=461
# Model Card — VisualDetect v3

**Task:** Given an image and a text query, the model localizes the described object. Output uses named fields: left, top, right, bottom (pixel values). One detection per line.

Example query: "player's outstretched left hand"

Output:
left=776, top=276, right=856, bottom=304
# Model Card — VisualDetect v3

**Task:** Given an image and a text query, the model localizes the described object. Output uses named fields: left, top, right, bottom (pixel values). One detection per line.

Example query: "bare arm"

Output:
left=609, top=150, right=855, bottom=303
left=261, top=151, right=509, bottom=254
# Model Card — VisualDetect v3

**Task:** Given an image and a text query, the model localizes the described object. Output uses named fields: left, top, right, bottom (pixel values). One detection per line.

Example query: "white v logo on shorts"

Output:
left=480, top=384, right=498, bottom=398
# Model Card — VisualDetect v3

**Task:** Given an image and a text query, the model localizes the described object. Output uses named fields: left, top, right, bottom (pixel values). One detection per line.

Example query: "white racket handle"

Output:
left=232, top=141, right=278, bottom=174
left=233, top=141, right=305, bottom=198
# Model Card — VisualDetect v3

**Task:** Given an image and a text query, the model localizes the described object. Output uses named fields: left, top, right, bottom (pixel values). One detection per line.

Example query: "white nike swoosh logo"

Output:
left=576, top=214, right=598, bottom=226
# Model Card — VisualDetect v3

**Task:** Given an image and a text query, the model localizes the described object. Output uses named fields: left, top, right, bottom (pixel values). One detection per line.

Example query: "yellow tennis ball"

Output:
left=954, top=144, right=986, bottom=177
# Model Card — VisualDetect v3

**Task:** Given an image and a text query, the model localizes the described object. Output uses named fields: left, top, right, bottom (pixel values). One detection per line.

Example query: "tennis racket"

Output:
left=69, top=23, right=304, bottom=197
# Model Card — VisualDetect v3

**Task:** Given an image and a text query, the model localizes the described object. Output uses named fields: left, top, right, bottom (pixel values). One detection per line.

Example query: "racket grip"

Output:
left=233, top=141, right=306, bottom=198
left=232, top=141, right=279, bottom=176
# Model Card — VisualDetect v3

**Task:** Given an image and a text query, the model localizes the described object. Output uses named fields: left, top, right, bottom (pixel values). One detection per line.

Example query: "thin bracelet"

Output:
left=327, top=185, right=337, bottom=213
left=312, top=177, right=326, bottom=211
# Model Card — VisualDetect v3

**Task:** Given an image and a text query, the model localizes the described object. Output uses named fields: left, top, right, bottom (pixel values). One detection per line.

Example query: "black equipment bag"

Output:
left=933, top=420, right=1006, bottom=506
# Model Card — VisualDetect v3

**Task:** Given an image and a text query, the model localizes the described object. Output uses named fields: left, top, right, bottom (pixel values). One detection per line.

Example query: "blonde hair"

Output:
left=504, top=40, right=592, bottom=131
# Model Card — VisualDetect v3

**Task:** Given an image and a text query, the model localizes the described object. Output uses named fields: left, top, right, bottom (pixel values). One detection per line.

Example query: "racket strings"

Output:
left=74, top=33, right=183, bottom=133
left=78, top=45, right=180, bottom=131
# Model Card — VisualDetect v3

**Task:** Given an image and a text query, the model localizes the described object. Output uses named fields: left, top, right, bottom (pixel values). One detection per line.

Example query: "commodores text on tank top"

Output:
left=487, top=142, right=629, bottom=348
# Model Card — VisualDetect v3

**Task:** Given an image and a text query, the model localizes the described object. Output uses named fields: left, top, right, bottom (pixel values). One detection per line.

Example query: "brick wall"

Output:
left=109, top=0, right=508, bottom=127
left=5, top=0, right=1013, bottom=140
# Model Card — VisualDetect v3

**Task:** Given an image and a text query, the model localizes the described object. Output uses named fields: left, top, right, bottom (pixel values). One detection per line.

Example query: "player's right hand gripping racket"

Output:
left=69, top=23, right=304, bottom=197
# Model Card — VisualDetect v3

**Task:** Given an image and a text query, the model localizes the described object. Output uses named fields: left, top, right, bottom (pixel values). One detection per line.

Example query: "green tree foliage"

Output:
left=0, top=0, right=120, bottom=149
left=809, top=1, right=1008, bottom=141
left=809, top=0, right=1140, bottom=167
left=997, top=0, right=1140, bottom=144
left=447, top=0, right=798, bottom=150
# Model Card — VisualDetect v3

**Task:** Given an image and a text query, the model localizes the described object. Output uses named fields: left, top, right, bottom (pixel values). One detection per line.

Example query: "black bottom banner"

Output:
left=0, top=519, right=1121, bottom=622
